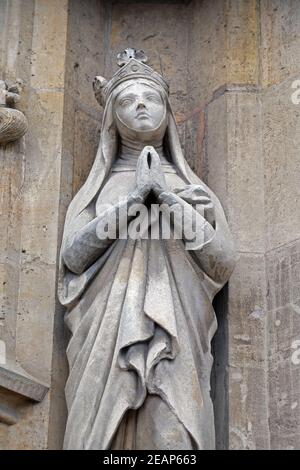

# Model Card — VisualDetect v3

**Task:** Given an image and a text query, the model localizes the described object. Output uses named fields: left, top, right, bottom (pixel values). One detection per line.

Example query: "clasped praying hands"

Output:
left=135, top=145, right=216, bottom=228
left=135, top=146, right=168, bottom=200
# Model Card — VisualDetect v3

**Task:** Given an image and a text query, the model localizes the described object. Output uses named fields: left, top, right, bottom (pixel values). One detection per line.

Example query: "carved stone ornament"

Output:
left=59, top=49, right=237, bottom=450
left=93, top=47, right=167, bottom=107
left=0, top=361, right=49, bottom=425
left=0, top=79, right=28, bottom=145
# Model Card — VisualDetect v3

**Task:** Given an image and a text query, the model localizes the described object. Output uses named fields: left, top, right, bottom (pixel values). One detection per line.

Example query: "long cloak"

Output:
left=58, top=88, right=236, bottom=450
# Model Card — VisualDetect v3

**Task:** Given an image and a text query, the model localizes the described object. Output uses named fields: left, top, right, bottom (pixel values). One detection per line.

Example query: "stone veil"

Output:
left=58, top=49, right=237, bottom=450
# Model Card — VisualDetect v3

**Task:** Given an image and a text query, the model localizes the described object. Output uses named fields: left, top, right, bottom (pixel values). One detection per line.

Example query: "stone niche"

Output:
left=0, top=0, right=300, bottom=450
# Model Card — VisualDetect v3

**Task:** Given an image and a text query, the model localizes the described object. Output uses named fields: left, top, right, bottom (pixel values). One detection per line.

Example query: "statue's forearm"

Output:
left=157, top=190, right=234, bottom=283
left=63, top=190, right=143, bottom=274
left=157, top=190, right=215, bottom=244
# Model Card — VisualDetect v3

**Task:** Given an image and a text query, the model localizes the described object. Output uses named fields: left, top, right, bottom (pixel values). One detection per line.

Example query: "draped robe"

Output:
left=60, top=158, right=236, bottom=450
left=58, top=84, right=236, bottom=449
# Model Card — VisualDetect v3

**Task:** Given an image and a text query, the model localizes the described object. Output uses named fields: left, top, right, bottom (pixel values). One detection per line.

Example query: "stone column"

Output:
left=185, top=0, right=270, bottom=449
left=0, top=0, right=68, bottom=449
left=260, top=0, right=300, bottom=449
left=187, top=0, right=300, bottom=450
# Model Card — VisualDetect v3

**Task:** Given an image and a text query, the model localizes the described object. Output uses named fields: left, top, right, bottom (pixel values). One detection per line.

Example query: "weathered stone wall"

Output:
left=47, top=0, right=108, bottom=449
left=0, top=0, right=69, bottom=449
left=261, top=1, right=300, bottom=448
left=196, top=0, right=270, bottom=449
left=0, top=0, right=299, bottom=450
left=198, top=0, right=300, bottom=450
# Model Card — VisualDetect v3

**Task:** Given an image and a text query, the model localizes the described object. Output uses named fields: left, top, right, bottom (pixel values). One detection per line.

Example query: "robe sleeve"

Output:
left=172, top=184, right=237, bottom=291
left=58, top=202, right=115, bottom=308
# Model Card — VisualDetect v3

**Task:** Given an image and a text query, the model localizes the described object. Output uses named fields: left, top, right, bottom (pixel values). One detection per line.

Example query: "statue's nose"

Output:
left=136, top=101, right=146, bottom=110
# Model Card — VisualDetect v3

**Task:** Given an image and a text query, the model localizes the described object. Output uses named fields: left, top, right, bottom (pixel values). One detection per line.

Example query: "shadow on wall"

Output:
left=211, top=284, right=229, bottom=450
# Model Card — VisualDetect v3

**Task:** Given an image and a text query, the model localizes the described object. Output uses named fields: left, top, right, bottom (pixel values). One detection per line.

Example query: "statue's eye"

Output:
left=146, top=94, right=161, bottom=103
left=120, top=98, right=134, bottom=106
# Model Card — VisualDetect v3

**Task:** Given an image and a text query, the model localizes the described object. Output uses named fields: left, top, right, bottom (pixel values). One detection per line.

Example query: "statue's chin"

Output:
left=135, top=122, right=155, bottom=132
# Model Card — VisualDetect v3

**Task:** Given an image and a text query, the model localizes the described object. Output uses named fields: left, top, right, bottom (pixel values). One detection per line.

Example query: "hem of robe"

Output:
left=63, top=238, right=218, bottom=451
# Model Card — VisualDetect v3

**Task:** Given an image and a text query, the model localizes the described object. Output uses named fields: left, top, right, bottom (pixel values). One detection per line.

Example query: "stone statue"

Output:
left=58, top=49, right=237, bottom=450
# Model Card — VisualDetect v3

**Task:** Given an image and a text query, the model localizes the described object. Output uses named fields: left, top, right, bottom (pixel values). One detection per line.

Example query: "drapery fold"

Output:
left=59, top=79, right=236, bottom=450
left=63, top=227, right=231, bottom=449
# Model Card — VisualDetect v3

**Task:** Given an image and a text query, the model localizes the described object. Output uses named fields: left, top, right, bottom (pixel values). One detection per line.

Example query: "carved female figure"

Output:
left=58, top=50, right=236, bottom=450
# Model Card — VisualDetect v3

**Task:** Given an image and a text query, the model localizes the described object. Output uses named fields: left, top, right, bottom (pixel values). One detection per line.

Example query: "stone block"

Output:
left=229, top=366, right=270, bottom=449
left=266, top=240, right=300, bottom=312
left=268, top=356, right=300, bottom=449
left=187, top=0, right=258, bottom=107
left=266, top=240, right=300, bottom=449
left=13, top=90, right=65, bottom=382
left=228, top=253, right=270, bottom=449
left=72, top=109, right=101, bottom=196
left=225, top=0, right=259, bottom=85
left=30, top=0, right=68, bottom=89
left=65, top=0, right=106, bottom=111
left=228, top=254, right=268, bottom=367
left=108, top=1, right=189, bottom=117
left=260, top=0, right=300, bottom=87
left=206, top=90, right=265, bottom=253
left=263, top=77, right=300, bottom=250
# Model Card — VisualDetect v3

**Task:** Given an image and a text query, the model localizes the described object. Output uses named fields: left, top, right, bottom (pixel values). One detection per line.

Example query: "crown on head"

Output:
left=93, top=48, right=169, bottom=107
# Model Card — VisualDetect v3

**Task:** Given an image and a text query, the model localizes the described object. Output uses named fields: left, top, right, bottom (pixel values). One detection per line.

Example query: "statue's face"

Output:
left=114, top=82, right=166, bottom=133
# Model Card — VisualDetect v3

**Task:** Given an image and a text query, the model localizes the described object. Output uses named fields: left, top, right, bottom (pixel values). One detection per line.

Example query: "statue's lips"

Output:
left=136, top=111, right=150, bottom=119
